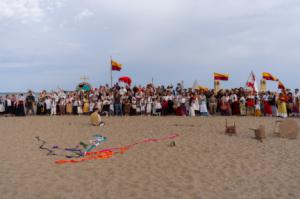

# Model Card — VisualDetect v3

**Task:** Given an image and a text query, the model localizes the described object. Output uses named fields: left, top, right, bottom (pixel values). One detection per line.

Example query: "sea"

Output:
left=0, top=92, right=39, bottom=97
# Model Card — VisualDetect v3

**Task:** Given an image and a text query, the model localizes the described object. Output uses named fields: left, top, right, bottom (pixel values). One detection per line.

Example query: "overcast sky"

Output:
left=0, top=0, right=300, bottom=92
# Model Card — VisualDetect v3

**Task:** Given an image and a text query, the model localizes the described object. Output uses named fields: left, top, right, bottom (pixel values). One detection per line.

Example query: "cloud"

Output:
left=76, top=9, right=94, bottom=21
left=1, top=0, right=300, bottom=91
left=0, top=0, right=44, bottom=23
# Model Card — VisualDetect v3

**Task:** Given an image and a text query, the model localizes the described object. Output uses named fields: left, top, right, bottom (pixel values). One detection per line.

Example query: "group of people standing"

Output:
left=0, top=83, right=299, bottom=118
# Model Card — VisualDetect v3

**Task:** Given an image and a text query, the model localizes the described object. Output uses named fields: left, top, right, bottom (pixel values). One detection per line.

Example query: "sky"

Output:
left=0, top=0, right=300, bottom=92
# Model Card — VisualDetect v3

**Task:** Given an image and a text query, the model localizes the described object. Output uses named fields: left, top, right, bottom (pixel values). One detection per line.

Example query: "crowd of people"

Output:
left=0, top=83, right=299, bottom=118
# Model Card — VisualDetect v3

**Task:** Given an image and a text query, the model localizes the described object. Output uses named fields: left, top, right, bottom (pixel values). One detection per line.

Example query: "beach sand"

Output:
left=0, top=116, right=300, bottom=199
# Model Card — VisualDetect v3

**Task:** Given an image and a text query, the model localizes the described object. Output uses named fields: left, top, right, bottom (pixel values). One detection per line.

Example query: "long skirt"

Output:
left=83, top=103, right=89, bottom=114
left=231, top=101, right=240, bottom=115
left=59, top=105, right=66, bottom=115
left=15, top=104, right=25, bottom=116
left=167, top=100, right=174, bottom=114
left=263, top=101, right=272, bottom=115
left=72, top=106, right=78, bottom=115
left=278, top=102, right=287, bottom=118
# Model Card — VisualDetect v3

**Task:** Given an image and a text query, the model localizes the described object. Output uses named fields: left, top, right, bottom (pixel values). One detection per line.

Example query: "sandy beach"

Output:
left=0, top=116, right=300, bottom=199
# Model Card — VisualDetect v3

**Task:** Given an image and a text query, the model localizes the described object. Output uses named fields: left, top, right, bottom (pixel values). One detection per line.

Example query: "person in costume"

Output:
left=5, top=95, right=12, bottom=114
left=287, top=92, right=294, bottom=117
left=199, top=90, right=208, bottom=116
left=269, top=92, right=278, bottom=117
left=15, top=94, right=25, bottom=116
left=77, top=99, right=83, bottom=115
left=0, top=96, right=5, bottom=115
left=262, top=91, right=272, bottom=116
left=58, top=98, right=66, bottom=115
left=44, top=96, right=52, bottom=115
left=230, top=91, right=240, bottom=115
left=208, top=94, right=217, bottom=115
left=220, top=92, right=231, bottom=116
left=10, top=94, right=17, bottom=115
left=25, top=90, right=35, bottom=115
left=90, top=108, right=105, bottom=126
left=246, top=92, right=255, bottom=116
left=255, top=99, right=262, bottom=117
left=277, top=92, right=288, bottom=118
left=239, top=94, right=247, bottom=116
left=293, top=89, right=300, bottom=117
left=72, top=98, right=78, bottom=115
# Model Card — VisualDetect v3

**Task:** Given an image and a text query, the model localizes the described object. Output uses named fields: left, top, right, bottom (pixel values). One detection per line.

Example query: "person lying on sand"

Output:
left=90, top=108, right=105, bottom=127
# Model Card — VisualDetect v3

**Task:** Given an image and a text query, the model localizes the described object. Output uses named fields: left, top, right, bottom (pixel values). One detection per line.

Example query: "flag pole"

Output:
left=110, top=56, right=112, bottom=88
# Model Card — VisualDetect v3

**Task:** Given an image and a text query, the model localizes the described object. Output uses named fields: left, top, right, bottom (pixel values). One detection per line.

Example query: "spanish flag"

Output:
left=111, top=60, right=122, bottom=71
left=214, top=73, right=229, bottom=81
left=278, top=81, right=286, bottom=90
left=262, top=72, right=278, bottom=81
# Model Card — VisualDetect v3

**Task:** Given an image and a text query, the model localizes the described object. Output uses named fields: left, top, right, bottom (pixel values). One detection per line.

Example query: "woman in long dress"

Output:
left=270, top=93, right=278, bottom=117
left=77, top=99, right=83, bottom=115
left=246, top=92, right=255, bottom=116
left=145, top=95, right=152, bottom=115
left=189, top=94, right=196, bottom=117
left=277, top=92, right=288, bottom=118
left=83, top=98, right=89, bottom=115
left=239, top=95, right=247, bottom=116
left=66, top=99, right=72, bottom=115
left=230, top=92, right=240, bottom=115
left=220, top=93, right=231, bottom=116
left=199, top=91, right=208, bottom=116
left=15, top=94, right=25, bottom=116
left=263, top=92, right=272, bottom=116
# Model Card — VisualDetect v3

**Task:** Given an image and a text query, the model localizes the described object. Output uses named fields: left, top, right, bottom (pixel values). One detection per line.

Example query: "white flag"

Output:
left=245, top=71, right=258, bottom=92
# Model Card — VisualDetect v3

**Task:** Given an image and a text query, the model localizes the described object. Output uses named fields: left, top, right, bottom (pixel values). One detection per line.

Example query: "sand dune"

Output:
left=0, top=116, right=300, bottom=199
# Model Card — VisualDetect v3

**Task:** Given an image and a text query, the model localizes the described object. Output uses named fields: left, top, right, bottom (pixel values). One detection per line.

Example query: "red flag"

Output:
left=278, top=81, right=285, bottom=90
left=119, top=76, right=132, bottom=86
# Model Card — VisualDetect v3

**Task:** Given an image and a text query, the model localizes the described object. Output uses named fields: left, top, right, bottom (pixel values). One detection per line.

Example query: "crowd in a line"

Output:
left=0, top=83, right=299, bottom=118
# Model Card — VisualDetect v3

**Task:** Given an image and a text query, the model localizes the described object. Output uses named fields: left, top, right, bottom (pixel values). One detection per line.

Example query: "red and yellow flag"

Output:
left=262, top=72, right=278, bottom=81
left=111, top=60, right=122, bottom=71
left=278, top=81, right=286, bottom=90
left=214, top=72, right=229, bottom=81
